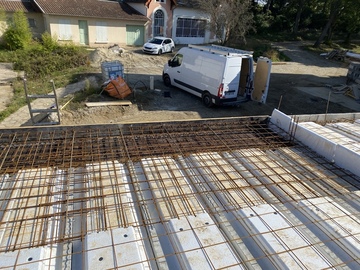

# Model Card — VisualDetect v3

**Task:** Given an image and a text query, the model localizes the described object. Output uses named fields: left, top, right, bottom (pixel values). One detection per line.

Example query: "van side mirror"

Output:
left=168, top=59, right=173, bottom=67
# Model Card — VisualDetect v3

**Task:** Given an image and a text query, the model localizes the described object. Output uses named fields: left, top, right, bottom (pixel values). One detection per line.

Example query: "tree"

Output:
left=197, top=0, right=254, bottom=45
left=313, top=0, right=344, bottom=47
left=293, top=0, right=306, bottom=35
left=337, top=0, right=360, bottom=44
left=3, top=10, right=32, bottom=50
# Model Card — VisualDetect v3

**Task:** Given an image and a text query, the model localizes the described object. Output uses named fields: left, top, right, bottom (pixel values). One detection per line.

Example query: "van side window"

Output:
left=171, top=54, right=183, bottom=67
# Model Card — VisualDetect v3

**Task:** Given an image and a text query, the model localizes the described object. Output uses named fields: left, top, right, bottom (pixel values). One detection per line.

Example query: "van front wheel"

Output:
left=163, top=74, right=171, bottom=87
left=202, top=93, right=213, bottom=107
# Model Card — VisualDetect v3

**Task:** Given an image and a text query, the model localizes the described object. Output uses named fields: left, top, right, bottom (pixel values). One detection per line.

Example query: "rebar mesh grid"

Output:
left=1, top=118, right=360, bottom=269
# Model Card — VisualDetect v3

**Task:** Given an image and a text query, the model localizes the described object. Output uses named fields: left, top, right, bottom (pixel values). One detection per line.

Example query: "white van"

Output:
left=162, top=44, right=272, bottom=107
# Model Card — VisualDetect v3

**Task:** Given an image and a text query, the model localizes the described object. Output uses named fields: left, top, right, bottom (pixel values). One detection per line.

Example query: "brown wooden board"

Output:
left=85, top=101, right=132, bottom=107
left=252, top=57, right=272, bottom=103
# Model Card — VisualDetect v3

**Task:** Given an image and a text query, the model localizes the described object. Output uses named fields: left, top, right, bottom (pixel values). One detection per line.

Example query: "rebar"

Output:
left=0, top=118, right=359, bottom=269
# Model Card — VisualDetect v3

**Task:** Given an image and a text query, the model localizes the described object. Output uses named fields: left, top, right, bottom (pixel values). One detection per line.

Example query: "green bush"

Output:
left=12, top=44, right=88, bottom=79
left=253, top=44, right=290, bottom=62
left=2, top=11, right=32, bottom=50
left=41, top=32, right=59, bottom=51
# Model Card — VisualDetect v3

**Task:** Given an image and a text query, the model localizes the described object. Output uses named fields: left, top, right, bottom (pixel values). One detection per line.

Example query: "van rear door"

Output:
left=222, top=57, right=242, bottom=99
left=251, top=57, right=272, bottom=103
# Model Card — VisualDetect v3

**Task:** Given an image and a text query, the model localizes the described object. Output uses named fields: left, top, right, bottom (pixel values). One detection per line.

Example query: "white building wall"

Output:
left=45, top=15, right=144, bottom=47
left=172, top=7, right=213, bottom=45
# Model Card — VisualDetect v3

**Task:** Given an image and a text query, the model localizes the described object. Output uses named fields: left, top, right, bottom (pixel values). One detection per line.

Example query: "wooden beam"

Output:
left=85, top=101, right=132, bottom=107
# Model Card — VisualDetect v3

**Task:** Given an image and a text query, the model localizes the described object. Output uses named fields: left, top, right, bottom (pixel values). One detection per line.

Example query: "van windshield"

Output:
left=171, top=54, right=183, bottom=67
left=148, top=38, right=163, bottom=44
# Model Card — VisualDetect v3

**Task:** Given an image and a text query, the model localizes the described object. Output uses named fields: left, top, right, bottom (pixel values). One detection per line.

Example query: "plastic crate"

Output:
left=101, top=61, right=124, bottom=80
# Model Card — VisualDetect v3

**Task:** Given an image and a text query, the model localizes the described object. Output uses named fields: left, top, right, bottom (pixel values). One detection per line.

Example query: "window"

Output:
left=96, top=21, right=108, bottom=43
left=154, top=10, right=164, bottom=36
left=28, top=18, right=36, bottom=28
left=59, top=19, right=72, bottom=40
left=170, top=54, right=183, bottom=67
left=156, top=0, right=166, bottom=2
left=176, top=18, right=206, bottom=38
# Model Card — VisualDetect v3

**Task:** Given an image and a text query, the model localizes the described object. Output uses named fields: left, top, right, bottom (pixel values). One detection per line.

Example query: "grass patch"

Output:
left=64, top=78, right=102, bottom=110
left=0, top=79, right=27, bottom=121
left=303, top=41, right=360, bottom=55
left=253, top=44, right=290, bottom=62
left=0, top=62, right=96, bottom=123
left=231, top=38, right=291, bottom=62
left=0, top=32, right=101, bottom=123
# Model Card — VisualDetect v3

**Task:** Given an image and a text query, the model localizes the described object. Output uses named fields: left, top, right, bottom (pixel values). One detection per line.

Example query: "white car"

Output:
left=142, top=37, right=175, bottom=55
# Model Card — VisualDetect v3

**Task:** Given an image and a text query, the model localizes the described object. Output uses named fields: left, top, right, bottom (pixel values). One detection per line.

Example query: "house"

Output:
left=0, top=0, right=148, bottom=47
left=0, top=0, right=216, bottom=47
left=0, top=0, right=44, bottom=39
left=126, top=0, right=217, bottom=44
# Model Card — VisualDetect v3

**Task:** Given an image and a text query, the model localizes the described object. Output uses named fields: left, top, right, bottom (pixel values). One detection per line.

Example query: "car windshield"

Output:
left=148, top=38, right=163, bottom=45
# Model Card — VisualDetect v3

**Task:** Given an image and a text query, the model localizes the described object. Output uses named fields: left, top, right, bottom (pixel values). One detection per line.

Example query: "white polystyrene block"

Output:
left=270, top=109, right=293, bottom=132
left=334, top=144, right=360, bottom=177
left=85, top=231, right=114, bottom=270
left=168, top=217, right=212, bottom=270
left=294, top=124, right=337, bottom=162
left=112, top=227, right=145, bottom=270
left=0, top=251, right=19, bottom=269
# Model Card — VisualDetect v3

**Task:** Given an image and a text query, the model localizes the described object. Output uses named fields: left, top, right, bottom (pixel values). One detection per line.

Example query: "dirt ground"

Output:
left=57, top=41, right=358, bottom=125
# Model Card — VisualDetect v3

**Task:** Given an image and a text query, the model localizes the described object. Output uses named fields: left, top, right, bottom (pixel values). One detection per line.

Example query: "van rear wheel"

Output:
left=202, top=92, right=213, bottom=107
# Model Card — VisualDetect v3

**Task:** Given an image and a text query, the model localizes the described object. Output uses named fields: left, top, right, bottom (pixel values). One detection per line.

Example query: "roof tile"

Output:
left=34, top=0, right=147, bottom=21
left=0, top=0, right=40, bottom=13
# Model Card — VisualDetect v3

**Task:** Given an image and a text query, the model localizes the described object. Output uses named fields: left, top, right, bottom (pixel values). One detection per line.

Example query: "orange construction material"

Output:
left=104, top=77, right=132, bottom=99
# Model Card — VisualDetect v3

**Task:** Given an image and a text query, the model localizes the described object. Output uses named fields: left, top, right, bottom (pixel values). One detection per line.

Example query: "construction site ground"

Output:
left=0, top=41, right=359, bottom=128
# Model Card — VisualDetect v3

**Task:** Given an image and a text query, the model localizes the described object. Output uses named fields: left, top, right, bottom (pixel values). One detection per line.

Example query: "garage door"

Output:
left=126, top=25, right=144, bottom=46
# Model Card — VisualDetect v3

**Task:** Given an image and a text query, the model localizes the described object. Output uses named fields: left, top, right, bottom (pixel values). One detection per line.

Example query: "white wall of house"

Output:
left=27, top=13, right=45, bottom=39
left=44, top=15, right=145, bottom=47
left=172, top=7, right=212, bottom=44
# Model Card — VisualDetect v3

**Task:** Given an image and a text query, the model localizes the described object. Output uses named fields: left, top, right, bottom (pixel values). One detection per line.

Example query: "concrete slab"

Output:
left=0, top=63, right=19, bottom=113
left=0, top=85, right=13, bottom=113
left=0, top=63, right=18, bottom=84
left=297, top=86, right=360, bottom=111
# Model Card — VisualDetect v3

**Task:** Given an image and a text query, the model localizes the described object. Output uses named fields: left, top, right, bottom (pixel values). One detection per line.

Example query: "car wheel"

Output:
left=163, top=74, right=171, bottom=87
left=171, top=47, right=174, bottom=53
left=158, top=49, right=162, bottom=55
left=202, top=92, right=213, bottom=107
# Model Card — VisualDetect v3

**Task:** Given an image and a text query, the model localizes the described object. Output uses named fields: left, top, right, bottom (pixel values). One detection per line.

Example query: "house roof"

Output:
left=33, top=0, right=148, bottom=21
left=0, top=0, right=40, bottom=13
